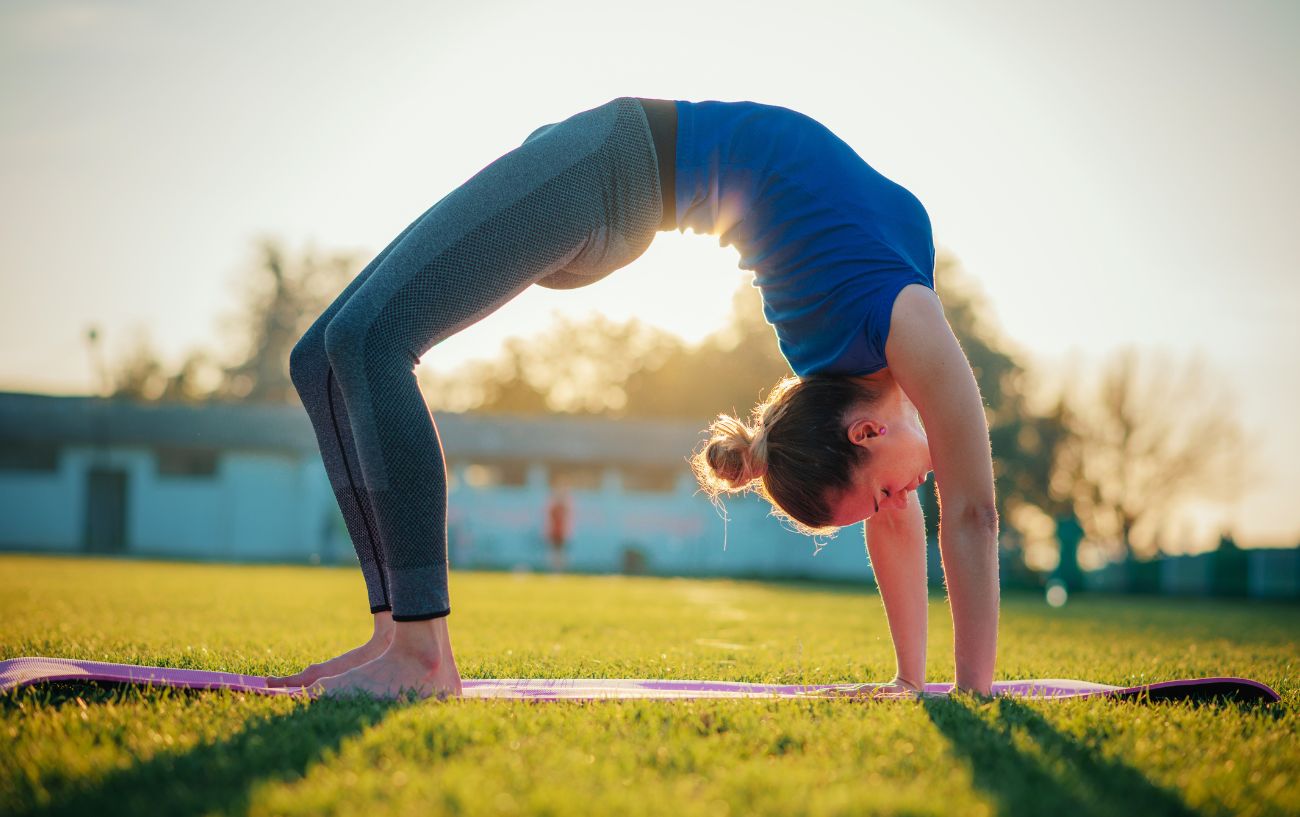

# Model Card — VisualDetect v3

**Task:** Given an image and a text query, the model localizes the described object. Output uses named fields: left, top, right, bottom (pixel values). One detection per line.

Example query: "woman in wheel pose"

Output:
left=267, top=96, right=999, bottom=699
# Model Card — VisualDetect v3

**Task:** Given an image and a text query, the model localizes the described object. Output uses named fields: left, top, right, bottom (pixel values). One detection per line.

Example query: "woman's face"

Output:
left=827, top=395, right=933, bottom=526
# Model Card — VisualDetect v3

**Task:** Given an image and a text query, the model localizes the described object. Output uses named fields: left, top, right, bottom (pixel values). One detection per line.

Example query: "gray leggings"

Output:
left=289, top=97, right=663, bottom=619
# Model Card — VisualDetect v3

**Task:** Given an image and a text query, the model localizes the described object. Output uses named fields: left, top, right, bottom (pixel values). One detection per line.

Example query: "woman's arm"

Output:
left=864, top=490, right=928, bottom=690
left=883, top=284, right=999, bottom=694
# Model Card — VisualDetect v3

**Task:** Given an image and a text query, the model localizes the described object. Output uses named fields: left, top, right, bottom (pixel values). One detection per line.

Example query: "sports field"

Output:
left=1, top=554, right=1296, bottom=817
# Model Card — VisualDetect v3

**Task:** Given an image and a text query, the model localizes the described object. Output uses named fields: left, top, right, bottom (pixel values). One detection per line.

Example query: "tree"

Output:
left=103, top=238, right=361, bottom=405
left=421, top=337, right=556, bottom=416
left=157, top=348, right=224, bottom=403
left=1051, top=348, right=1245, bottom=560
left=621, top=281, right=790, bottom=420
left=215, top=238, right=359, bottom=403
left=107, top=327, right=169, bottom=401
left=422, top=313, right=682, bottom=415
left=105, top=327, right=216, bottom=403
left=421, top=278, right=793, bottom=421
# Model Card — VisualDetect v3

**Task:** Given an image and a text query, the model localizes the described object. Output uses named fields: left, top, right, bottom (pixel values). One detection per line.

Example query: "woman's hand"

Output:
left=815, top=676, right=925, bottom=699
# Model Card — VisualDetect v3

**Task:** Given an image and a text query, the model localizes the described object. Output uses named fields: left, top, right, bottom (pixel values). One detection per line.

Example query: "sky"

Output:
left=1, top=0, right=1297, bottom=546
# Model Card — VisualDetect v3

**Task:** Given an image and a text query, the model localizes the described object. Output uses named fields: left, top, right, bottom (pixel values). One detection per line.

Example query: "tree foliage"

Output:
left=458, top=313, right=682, bottom=415
left=1050, top=348, right=1245, bottom=559
left=109, top=237, right=1243, bottom=560
left=106, top=238, right=357, bottom=404
left=214, top=238, right=358, bottom=403
left=106, top=328, right=218, bottom=404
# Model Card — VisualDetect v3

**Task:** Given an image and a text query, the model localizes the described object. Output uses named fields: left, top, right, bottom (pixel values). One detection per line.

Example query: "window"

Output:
left=155, top=446, right=219, bottom=477
left=461, top=461, right=529, bottom=488
left=620, top=465, right=680, bottom=494
left=547, top=462, right=604, bottom=491
left=0, top=440, right=60, bottom=473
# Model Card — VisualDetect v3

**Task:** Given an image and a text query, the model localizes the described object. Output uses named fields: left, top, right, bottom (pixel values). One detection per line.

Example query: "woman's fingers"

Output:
left=806, top=682, right=919, bottom=699
left=264, top=668, right=315, bottom=687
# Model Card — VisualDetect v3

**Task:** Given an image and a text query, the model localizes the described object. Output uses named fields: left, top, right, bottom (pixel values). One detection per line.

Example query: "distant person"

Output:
left=544, top=484, right=573, bottom=573
left=269, top=98, right=998, bottom=700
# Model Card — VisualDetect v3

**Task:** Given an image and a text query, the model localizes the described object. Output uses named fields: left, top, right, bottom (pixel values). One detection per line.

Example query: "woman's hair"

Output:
left=690, top=375, right=883, bottom=534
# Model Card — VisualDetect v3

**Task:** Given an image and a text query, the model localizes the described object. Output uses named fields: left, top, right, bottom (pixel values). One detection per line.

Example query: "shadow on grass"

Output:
left=15, top=691, right=413, bottom=817
left=923, top=696, right=1202, bottom=817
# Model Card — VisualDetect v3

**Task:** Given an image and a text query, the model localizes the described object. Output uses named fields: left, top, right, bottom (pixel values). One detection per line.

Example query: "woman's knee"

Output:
left=323, top=307, right=408, bottom=380
left=289, top=325, right=328, bottom=393
left=322, top=313, right=366, bottom=376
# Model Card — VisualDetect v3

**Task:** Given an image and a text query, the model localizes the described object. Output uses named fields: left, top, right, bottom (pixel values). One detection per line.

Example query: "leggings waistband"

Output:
left=635, top=98, right=677, bottom=232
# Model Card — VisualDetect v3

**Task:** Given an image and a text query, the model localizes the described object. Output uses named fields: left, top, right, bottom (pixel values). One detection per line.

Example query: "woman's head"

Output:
left=691, top=373, right=932, bottom=533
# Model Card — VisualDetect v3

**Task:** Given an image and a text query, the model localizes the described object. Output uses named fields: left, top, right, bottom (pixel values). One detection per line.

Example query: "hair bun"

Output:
left=698, top=414, right=768, bottom=490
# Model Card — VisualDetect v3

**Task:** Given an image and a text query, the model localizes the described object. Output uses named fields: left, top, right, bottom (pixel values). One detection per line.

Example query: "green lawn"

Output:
left=1, top=554, right=1296, bottom=817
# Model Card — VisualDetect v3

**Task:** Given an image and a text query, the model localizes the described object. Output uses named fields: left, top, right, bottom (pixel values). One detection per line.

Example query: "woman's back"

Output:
left=674, top=99, right=936, bottom=377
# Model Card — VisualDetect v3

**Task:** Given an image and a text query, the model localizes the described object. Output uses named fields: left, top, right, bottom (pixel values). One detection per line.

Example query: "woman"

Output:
left=267, top=97, right=999, bottom=699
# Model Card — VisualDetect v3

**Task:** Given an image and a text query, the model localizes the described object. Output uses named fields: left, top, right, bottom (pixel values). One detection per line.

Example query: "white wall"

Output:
left=1, top=442, right=877, bottom=582
left=1, top=444, right=327, bottom=562
left=128, top=448, right=225, bottom=557
left=0, top=452, right=80, bottom=550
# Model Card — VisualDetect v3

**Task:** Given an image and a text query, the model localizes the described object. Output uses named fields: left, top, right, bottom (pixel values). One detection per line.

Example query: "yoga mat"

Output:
left=0, top=657, right=1280, bottom=703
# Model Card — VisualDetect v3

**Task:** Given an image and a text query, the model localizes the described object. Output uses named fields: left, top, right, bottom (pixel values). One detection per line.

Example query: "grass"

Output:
left=1, top=553, right=1297, bottom=817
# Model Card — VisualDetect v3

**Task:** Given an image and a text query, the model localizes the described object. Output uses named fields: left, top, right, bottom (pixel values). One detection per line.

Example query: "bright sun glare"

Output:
left=420, top=230, right=746, bottom=375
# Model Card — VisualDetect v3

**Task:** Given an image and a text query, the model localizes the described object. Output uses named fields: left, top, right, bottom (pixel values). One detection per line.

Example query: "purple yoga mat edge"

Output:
left=0, top=657, right=1282, bottom=702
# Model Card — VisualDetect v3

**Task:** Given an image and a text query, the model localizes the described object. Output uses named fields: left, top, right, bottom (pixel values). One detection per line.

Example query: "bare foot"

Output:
left=266, top=611, right=395, bottom=688
left=313, top=617, right=462, bottom=700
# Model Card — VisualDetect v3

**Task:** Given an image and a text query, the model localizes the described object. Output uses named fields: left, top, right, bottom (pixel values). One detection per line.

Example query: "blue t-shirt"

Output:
left=673, top=99, right=936, bottom=376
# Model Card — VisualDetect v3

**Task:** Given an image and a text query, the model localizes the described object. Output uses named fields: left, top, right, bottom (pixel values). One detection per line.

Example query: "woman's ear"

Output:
left=847, top=417, right=888, bottom=447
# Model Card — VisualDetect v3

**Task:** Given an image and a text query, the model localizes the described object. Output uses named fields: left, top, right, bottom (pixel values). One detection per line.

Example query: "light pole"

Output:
left=84, top=325, right=108, bottom=398
left=82, top=325, right=113, bottom=552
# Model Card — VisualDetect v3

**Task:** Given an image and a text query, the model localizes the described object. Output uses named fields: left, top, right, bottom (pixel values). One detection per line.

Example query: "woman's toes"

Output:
left=265, top=668, right=315, bottom=687
left=265, top=645, right=389, bottom=689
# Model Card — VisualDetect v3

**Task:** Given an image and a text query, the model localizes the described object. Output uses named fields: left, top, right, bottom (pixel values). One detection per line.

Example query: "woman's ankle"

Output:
left=387, top=616, right=452, bottom=662
left=371, top=610, right=396, bottom=644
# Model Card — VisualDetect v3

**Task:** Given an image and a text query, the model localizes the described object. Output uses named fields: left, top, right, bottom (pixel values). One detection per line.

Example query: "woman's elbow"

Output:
left=951, top=501, right=999, bottom=535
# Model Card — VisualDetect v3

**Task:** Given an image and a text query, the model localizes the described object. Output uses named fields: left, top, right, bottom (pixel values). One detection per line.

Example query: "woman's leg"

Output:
left=289, top=202, right=445, bottom=613
left=268, top=202, right=451, bottom=687
left=310, top=97, right=662, bottom=697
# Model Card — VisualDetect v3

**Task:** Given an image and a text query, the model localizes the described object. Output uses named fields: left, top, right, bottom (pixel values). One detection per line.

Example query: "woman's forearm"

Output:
left=864, top=498, right=929, bottom=687
left=938, top=506, right=1000, bottom=694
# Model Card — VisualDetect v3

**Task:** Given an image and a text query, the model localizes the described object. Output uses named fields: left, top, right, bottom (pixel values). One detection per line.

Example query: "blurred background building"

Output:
left=3, top=389, right=1296, bottom=598
left=0, top=390, right=874, bottom=582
